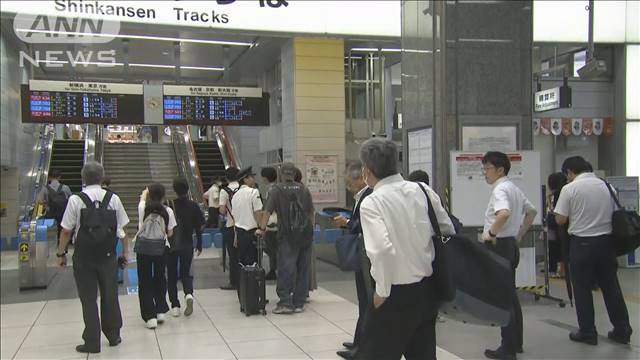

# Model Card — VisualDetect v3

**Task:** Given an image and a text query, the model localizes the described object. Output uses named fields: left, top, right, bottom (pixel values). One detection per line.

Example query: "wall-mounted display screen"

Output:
left=163, top=85, right=269, bottom=126
left=21, top=80, right=144, bottom=124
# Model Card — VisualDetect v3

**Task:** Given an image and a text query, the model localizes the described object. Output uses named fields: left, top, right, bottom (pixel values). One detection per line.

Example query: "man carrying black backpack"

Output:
left=256, top=162, right=315, bottom=314
left=56, top=162, right=130, bottom=354
left=38, top=169, right=72, bottom=238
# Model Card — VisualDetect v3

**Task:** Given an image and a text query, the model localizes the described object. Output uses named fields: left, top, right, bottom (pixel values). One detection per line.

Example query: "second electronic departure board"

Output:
left=163, top=85, right=269, bottom=126
left=21, top=80, right=144, bottom=124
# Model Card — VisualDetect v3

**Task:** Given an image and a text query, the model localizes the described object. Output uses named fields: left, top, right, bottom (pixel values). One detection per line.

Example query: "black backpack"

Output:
left=75, top=191, right=118, bottom=260
left=281, top=186, right=313, bottom=247
left=46, top=184, right=69, bottom=221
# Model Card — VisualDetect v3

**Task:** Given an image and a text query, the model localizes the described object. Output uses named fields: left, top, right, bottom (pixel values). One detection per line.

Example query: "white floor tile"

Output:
left=156, top=329, right=225, bottom=350
left=13, top=343, right=88, bottom=360
left=307, top=303, right=358, bottom=322
left=1, top=326, right=30, bottom=359
left=36, top=299, right=84, bottom=325
left=241, top=353, right=311, bottom=360
left=332, top=319, right=357, bottom=335
left=228, top=338, right=304, bottom=359
left=437, top=347, right=463, bottom=360
left=154, top=312, right=216, bottom=335
left=219, top=324, right=286, bottom=343
left=88, top=329, right=161, bottom=359
left=161, top=343, right=236, bottom=360
left=213, top=315, right=273, bottom=330
left=0, top=301, right=45, bottom=328
left=277, top=321, right=347, bottom=338
left=290, top=333, right=351, bottom=353
left=308, top=350, right=344, bottom=360
left=22, top=322, right=85, bottom=349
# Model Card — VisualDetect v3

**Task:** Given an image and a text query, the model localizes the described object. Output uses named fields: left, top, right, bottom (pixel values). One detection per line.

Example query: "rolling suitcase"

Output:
left=238, top=233, right=267, bottom=316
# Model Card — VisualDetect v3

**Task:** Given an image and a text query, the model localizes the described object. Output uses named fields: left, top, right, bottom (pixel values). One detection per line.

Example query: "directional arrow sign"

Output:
left=19, top=243, right=29, bottom=253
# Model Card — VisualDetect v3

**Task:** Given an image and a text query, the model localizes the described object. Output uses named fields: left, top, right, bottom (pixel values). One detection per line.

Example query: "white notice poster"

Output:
left=462, top=126, right=517, bottom=152
left=408, top=128, right=433, bottom=179
left=305, top=155, right=338, bottom=203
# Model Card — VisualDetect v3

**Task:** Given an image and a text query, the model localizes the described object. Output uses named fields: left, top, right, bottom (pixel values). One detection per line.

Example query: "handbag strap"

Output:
left=417, top=183, right=442, bottom=237
left=601, top=179, right=623, bottom=210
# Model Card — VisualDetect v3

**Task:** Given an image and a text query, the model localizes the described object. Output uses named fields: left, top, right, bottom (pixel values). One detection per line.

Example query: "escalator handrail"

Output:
left=171, top=126, right=204, bottom=205
left=21, top=124, right=55, bottom=222
left=213, top=126, right=242, bottom=169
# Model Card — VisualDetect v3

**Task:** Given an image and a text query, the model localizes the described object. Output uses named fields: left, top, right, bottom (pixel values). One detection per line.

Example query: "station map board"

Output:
left=21, top=80, right=144, bottom=124
left=163, top=85, right=269, bottom=126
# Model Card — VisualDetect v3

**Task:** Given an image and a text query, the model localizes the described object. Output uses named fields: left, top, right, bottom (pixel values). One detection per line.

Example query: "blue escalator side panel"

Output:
left=213, top=232, right=223, bottom=248
left=35, top=218, right=56, bottom=242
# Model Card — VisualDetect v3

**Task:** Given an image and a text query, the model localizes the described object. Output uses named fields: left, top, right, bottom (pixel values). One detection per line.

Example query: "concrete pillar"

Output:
left=281, top=37, right=346, bottom=208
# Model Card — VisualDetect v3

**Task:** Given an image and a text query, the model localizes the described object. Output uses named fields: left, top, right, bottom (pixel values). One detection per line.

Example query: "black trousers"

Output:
left=207, top=207, right=220, bottom=228
left=487, top=237, right=523, bottom=355
left=264, top=230, right=278, bottom=274
left=353, top=268, right=368, bottom=346
left=356, top=277, right=438, bottom=360
left=549, top=238, right=562, bottom=273
left=222, top=226, right=239, bottom=286
left=73, top=255, right=122, bottom=349
left=570, top=234, right=632, bottom=337
left=136, top=253, right=169, bottom=321
left=235, top=227, right=258, bottom=267
left=167, top=246, right=194, bottom=308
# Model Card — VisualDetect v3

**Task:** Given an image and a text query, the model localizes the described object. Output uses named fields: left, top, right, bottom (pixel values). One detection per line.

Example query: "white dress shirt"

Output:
left=61, top=185, right=129, bottom=239
left=483, top=177, right=535, bottom=239
left=219, top=181, right=240, bottom=227
left=205, top=184, right=220, bottom=208
left=231, top=185, right=263, bottom=231
left=554, top=172, right=615, bottom=237
left=360, top=174, right=455, bottom=298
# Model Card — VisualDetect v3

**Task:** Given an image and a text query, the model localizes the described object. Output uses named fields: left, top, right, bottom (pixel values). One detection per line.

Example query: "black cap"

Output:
left=237, top=166, right=256, bottom=181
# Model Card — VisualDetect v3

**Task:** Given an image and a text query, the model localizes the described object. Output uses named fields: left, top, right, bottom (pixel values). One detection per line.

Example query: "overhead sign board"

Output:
left=1, top=1, right=401, bottom=38
left=163, top=85, right=269, bottom=126
left=21, top=80, right=145, bottom=124
left=534, top=86, right=571, bottom=113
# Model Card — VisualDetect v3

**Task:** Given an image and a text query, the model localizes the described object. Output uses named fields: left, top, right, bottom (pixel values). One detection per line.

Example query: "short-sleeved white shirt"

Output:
left=206, top=184, right=220, bottom=208
left=554, top=172, right=615, bottom=237
left=231, top=185, right=263, bottom=231
left=483, top=177, right=535, bottom=239
left=61, top=185, right=130, bottom=239
left=219, top=181, right=239, bottom=227
left=137, top=201, right=177, bottom=232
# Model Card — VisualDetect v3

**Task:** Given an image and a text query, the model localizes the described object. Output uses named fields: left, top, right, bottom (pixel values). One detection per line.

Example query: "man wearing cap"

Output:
left=256, top=162, right=315, bottom=314
left=231, top=167, right=264, bottom=279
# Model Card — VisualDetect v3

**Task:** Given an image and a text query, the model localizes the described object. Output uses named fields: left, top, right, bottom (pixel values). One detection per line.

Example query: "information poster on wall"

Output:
left=462, top=126, right=517, bottom=152
left=407, top=128, right=433, bottom=181
left=606, top=176, right=639, bottom=212
left=305, top=155, right=338, bottom=203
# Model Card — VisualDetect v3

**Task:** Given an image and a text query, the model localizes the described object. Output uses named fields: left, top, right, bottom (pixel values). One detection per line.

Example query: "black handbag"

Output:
left=603, top=181, right=640, bottom=256
left=335, top=233, right=361, bottom=271
left=417, top=184, right=514, bottom=326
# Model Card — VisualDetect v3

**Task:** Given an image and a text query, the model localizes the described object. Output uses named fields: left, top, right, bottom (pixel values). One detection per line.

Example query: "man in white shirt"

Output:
left=56, top=162, right=130, bottom=354
left=481, top=151, right=537, bottom=360
left=554, top=156, right=632, bottom=346
left=231, top=167, right=263, bottom=271
left=203, top=178, right=221, bottom=228
left=355, top=138, right=455, bottom=360
left=219, top=167, right=240, bottom=290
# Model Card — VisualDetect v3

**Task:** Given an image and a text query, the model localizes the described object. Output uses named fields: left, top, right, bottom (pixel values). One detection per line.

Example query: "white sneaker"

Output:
left=145, top=318, right=158, bottom=329
left=171, top=307, right=181, bottom=317
left=157, top=313, right=166, bottom=323
left=184, top=294, right=194, bottom=316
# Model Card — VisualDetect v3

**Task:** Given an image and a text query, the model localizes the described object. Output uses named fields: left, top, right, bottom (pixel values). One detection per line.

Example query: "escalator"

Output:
left=49, top=140, right=84, bottom=193
left=192, top=141, right=226, bottom=190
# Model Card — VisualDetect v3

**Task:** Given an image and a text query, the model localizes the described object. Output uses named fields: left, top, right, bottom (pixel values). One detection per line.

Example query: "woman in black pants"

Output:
left=167, top=177, right=205, bottom=317
left=136, top=183, right=177, bottom=329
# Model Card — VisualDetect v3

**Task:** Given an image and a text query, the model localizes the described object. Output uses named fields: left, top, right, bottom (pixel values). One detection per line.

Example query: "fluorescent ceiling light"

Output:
left=350, top=48, right=433, bottom=54
left=35, top=59, right=224, bottom=71
left=15, top=28, right=253, bottom=47
left=457, top=38, right=513, bottom=43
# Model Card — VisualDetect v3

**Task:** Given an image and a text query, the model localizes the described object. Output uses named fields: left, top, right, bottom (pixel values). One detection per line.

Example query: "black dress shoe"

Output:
left=108, top=336, right=122, bottom=347
left=608, top=330, right=631, bottom=345
left=75, top=344, right=100, bottom=354
left=342, top=342, right=356, bottom=350
left=220, top=284, right=237, bottom=290
left=569, top=331, right=598, bottom=345
left=517, top=347, right=523, bottom=354
left=337, top=349, right=356, bottom=359
left=484, top=347, right=516, bottom=360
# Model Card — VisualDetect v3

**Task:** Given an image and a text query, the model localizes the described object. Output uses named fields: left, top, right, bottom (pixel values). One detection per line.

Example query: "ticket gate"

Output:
left=18, top=219, right=57, bottom=290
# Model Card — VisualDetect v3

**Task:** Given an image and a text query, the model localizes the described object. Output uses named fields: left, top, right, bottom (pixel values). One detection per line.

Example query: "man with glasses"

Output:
left=481, top=151, right=537, bottom=360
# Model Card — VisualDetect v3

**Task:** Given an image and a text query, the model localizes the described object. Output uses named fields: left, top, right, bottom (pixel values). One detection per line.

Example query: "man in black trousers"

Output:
left=554, top=156, right=632, bottom=346
left=333, top=161, right=373, bottom=360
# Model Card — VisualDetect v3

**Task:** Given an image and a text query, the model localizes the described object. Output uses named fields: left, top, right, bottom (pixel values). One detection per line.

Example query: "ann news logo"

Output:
left=13, top=13, right=120, bottom=44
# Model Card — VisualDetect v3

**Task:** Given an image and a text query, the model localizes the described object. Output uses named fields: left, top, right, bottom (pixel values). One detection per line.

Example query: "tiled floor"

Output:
left=1, top=285, right=462, bottom=360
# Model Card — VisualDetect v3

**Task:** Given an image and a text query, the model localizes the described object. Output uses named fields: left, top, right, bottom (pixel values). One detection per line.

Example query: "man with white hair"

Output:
left=356, top=138, right=455, bottom=360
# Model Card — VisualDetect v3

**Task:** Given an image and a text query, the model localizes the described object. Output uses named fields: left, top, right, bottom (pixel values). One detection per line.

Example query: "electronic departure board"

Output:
left=163, top=85, right=269, bottom=126
left=21, top=80, right=144, bottom=124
